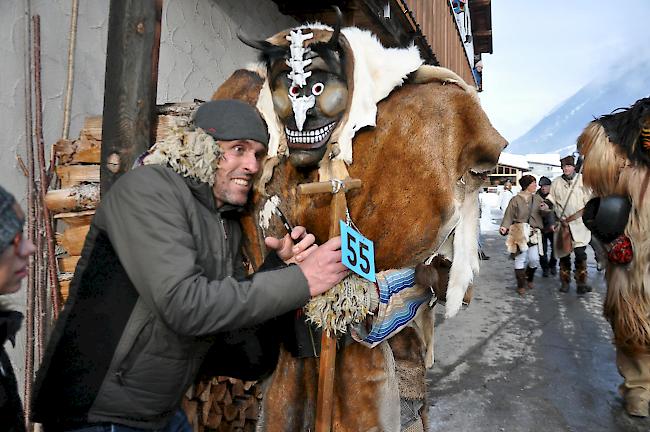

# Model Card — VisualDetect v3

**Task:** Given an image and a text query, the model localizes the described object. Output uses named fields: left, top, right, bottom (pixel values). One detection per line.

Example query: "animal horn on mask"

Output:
left=237, top=31, right=287, bottom=59
left=326, top=6, right=343, bottom=48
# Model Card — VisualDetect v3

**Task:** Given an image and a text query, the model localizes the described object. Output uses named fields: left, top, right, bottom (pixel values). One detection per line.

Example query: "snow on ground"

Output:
left=479, top=192, right=502, bottom=233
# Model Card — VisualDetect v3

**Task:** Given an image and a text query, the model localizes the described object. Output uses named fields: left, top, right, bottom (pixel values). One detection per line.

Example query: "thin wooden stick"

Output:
left=35, top=209, right=47, bottom=360
left=315, top=191, right=348, bottom=432
left=22, top=2, right=36, bottom=429
left=16, top=156, right=29, bottom=177
left=61, top=0, right=79, bottom=140
left=33, top=15, right=61, bottom=317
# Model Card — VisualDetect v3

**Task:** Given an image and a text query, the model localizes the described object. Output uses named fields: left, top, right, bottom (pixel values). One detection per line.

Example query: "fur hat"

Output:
left=193, top=99, right=269, bottom=147
left=0, top=185, right=22, bottom=254
left=519, top=175, right=536, bottom=190
left=560, top=155, right=575, bottom=166
left=538, top=176, right=552, bottom=186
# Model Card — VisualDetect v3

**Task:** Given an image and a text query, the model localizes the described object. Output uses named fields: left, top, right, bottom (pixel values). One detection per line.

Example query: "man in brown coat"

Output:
left=500, top=175, right=550, bottom=295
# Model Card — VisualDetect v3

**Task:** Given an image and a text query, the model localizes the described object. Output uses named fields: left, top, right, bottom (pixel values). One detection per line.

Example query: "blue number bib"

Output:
left=340, top=220, right=376, bottom=282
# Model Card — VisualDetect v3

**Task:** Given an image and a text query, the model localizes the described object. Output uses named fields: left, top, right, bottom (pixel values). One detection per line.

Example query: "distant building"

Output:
left=526, top=153, right=562, bottom=180
left=487, top=152, right=530, bottom=190
left=485, top=152, right=563, bottom=192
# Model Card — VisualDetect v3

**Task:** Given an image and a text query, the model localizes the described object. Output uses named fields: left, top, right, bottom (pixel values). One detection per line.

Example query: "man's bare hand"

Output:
left=264, top=226, right=317, bottom=264
left=499, top=226, right=508, bottom=236
left=297, top=236, right=349, bottom=297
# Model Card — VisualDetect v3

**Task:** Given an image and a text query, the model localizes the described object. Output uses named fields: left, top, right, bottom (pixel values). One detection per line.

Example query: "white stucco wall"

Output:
left=158, top=0, right=296, bottom=103
left=1, top=0, right=295, bottom=404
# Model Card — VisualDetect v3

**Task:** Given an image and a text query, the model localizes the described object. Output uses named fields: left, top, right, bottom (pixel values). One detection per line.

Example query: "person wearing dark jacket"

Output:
left=536, top=176, right=557, bottom=277
left=1, top=185, right=36, bottom=432
left=31, top=100, right=348, bottom=431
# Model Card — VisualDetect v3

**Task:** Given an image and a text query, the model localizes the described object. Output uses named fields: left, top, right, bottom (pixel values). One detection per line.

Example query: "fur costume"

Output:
left=578, top=97, right=650, bottom=353
left=578, top=96, right=650, bottom=416
left=214, top=21, right=506, bottom=431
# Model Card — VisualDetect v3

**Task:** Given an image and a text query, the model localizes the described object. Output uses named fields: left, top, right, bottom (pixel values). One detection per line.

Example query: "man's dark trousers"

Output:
left=539, top=231, right=556, bottom=275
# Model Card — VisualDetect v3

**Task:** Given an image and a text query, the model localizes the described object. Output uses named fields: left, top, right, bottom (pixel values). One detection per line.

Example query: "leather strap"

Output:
left=565, top=208, right=584, bottom=224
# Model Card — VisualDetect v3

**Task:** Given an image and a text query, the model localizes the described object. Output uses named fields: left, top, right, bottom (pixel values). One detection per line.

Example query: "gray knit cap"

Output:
left=192, top=99, right=269, bottom=147
left=0, top=185, right=23, bottom=254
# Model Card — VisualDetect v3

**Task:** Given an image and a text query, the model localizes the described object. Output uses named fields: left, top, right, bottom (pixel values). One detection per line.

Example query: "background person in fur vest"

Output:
left=548, top=155, right=593, bottom=294
left=0, top=185, right=36, bottom=432
left=499, top=175, right=550, bottom=295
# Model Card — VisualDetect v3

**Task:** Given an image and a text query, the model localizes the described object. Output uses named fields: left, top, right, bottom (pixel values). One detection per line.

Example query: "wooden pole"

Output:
left=315, top=191, right=348, bottom=432
left=22, top=3, right=35, bottom=429
left=61, top=0, right=79, bottom=140
left=100, top=0, right=162, bottom=195
left=299, top=176, right=362, bottom=432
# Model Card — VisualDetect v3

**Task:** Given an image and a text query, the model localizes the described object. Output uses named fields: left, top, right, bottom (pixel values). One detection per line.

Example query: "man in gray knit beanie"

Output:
left=0, top=185, right=23, bottom=255
left=31, top=99, right=347, bottom=431
left=1, top=184, right=35, bottom=432
left=0, top=185, right=34, bottom=296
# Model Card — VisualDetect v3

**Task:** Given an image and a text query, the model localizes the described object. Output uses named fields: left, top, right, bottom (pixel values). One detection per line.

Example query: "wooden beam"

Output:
left=469, top=0, right=491, bottom=8
left=359, top=0, right=414, bottom=47
left=473, top=30, right=492, bottom=38
left=100, top=0, right=162, bottom=195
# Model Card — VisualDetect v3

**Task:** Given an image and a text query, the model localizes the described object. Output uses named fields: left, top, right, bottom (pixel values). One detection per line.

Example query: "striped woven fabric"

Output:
left=352, top=268, right=432, bottom=348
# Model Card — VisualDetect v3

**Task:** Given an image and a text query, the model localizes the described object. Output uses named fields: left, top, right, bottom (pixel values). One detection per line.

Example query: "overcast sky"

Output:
left=478, top=0, right=650, bottom=143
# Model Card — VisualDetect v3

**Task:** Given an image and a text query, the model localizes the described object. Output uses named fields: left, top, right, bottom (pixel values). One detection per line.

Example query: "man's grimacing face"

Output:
left=212, top=139, right=266, bottom=208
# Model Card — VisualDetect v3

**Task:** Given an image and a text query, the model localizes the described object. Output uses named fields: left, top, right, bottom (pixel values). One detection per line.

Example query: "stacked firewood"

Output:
left=183, top=376, right=261, bottom=432
left=46, top=116, right=102, bottom=300
left=46, top=105, right=264, bottom=430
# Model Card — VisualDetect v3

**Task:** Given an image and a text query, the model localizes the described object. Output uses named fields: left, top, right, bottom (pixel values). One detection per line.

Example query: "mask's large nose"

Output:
left=290, top=94, right=315, bottom=131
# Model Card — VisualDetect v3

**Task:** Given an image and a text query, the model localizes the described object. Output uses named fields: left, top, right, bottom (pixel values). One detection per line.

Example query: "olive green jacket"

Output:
left=32, top=165, right=310, bottom=430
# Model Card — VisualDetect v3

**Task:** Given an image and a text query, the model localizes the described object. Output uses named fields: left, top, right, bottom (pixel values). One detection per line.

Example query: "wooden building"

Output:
left=272, top=0, right=494, bottom=88
left=488, top=153, right=531, bottom=189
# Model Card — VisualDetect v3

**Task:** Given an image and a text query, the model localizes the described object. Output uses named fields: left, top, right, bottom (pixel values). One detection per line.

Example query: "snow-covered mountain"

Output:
left=507, top=56, right=650, bottom=155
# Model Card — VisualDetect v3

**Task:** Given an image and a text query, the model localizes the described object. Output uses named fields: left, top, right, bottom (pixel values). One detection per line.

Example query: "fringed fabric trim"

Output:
left=304, top=274, right=378, bottom=336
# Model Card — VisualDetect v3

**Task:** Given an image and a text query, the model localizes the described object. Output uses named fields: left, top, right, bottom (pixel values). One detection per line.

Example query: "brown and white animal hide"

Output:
left=578, top=119, right=650, bottom=354
left=249, top=73, right=503, bottom=317
left=442, top=174, right=482, bottom=317
left=504, top=223, right=529, bottom=255
left=211, top=29, right=506, bottom=431
left=256, top=342, right=400, bottom=431
left=249, top=77, right=501, bottom=432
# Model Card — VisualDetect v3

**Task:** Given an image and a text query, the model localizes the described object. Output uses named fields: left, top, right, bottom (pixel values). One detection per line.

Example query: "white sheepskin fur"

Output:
left=292, top=22, right=333, bottom=32
left=336, top=27, right=423, bottom=164
left=444, top=189, right=480, bottom=318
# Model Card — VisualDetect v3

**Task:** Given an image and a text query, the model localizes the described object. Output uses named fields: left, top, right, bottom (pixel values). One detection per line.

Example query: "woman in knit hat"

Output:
left=499, top=175, right=551, bottom=295
left=0, top=184, right=35, bottom=432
